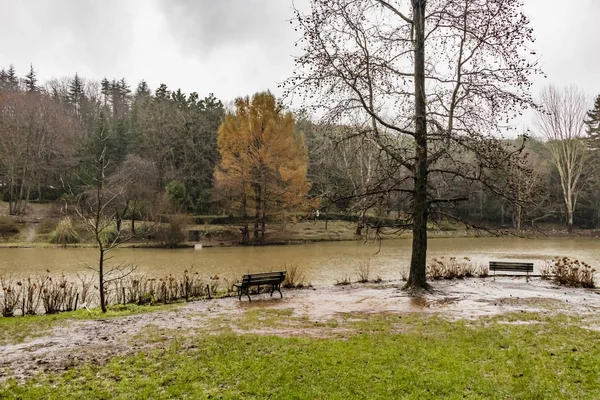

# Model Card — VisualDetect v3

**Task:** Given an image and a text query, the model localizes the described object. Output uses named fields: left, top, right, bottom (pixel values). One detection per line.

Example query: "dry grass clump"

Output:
left=115, top=271, right=210, bottom=306
left=37, top=219, right=59, bottom=235
left=41, top=274, right=78, bottom=314
left=355, top=260, right=371, bottom=283
left=0, top=272, right=79, bottom=316
left=1, top=275, right=22, bottom=317
left=0, top=216, right=20, bottom=239
left=283, top=264, right=308, bottom=289
left=542, top=257, right=595, bottom=288
left=427, top=257, right=487, bottom=280
left=335, top=274, right=352, bottom=286
left=49, top=217, right=80, bottom=244
left=0, top=268, right=244, bottom=318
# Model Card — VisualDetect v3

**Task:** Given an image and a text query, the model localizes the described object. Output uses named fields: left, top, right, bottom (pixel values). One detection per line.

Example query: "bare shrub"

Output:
left=550, top=257, right=595, bottom=288
left=540, top=261, right=552, bottom=280
left=335, top=274, right=352, bottom=286
left=355, top=260, right=371, bottom=283
left=21, top=275, right=44, bottom=315
left=427, top=257, right=487, bottom=281
left=77, top=273, right=94, bottom=305
left=49, top=216, right=80, bottom=244
left=41, top=274, right=77, bottom=314
left=1, top=275, right=23, bottom=317
left=208, top=275, right=220, bottom=297
left=283, top=264, right=307, bottom=289
left=221, top=276, right=237, bottom=296
left=131, top=276, right=157, bottom=305
left=155, top=214, right=188, bottom=248
left=186, top=271, right=206, bottom=299
left=155, top=277, right=169, bottom=304
left=478, top=264, right=489, bottom=278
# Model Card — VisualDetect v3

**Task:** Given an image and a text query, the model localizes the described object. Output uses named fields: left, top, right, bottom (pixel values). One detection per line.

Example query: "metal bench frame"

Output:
left=489, top=261, right=534, bottom=282
left=234, top=271, right=286, bottom=302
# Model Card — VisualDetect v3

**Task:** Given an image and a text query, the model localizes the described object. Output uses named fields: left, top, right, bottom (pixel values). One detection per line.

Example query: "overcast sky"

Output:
left=1, top=0, right=599, bottom=127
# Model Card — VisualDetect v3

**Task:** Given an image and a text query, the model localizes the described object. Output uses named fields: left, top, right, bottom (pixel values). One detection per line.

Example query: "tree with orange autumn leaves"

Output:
left=215, top=91, right=311, bottom=244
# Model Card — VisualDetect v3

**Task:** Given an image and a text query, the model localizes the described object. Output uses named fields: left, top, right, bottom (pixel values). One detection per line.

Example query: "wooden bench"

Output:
left=489, top=261, right=534, bottom=281
left=234, top=271, right=286, bottom=302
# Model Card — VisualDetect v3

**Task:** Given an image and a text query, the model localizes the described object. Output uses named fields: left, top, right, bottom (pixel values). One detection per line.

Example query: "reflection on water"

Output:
left=0, top=237, right=599, bottom=285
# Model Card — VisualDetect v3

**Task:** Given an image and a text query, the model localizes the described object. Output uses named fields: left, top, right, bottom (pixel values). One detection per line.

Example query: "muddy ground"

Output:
left=1, top=278, right=600, bottom=382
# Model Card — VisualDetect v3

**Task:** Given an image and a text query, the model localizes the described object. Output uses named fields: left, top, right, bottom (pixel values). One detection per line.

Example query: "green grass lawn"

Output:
left=2, top=311, right=599, bottom=399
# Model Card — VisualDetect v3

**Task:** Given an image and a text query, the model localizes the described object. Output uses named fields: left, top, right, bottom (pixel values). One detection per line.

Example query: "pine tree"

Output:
left=101, top=77, right=110, bottom=105
left=0, top=68, right=8, bottom=91
left=68, top=73, right=85, bottom=107
left=171, top=88, right=187, bottom=107
left=135, top=80, right=151, bottom=98
left=6, top=64, right=19, bottom=91
left=155, top=84, right=169, bottom=100
left=23, top=64, right=38, bottom=93
left=585, top=94, right=600, bottom=146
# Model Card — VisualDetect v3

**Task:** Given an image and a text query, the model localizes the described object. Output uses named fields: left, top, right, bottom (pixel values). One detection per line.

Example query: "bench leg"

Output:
left=246, top=287, right=252, bottom=302
left=277, top=284, right=283, bottom=299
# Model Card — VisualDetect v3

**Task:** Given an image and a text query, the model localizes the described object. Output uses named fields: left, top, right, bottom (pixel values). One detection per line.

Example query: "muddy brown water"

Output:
left=1, top=237, right=599, bottom=284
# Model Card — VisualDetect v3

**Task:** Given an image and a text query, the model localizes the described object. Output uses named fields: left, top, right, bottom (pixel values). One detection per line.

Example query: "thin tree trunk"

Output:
left=260, top=201, right=266, bottom=244
left=8, top=178, right=15, bottom=215
left=99, top=246, right=106, bottom=313
left=405, top=0, right=429, bottom=291
left=355, top=216, right=364, bottom=236
left=260, top=180, right=266, bottom=244
left=254, top=183, right=261, bottom=241
left=241, top=191, right=249, bottom=245
left=14, top=171, right=28, bottom=216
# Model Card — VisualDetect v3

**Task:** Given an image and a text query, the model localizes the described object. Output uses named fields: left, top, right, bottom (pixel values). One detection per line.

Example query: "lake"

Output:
left=1, top=237, right=599, bottom=284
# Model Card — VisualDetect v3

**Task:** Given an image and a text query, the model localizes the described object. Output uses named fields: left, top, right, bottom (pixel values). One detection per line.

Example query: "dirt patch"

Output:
left=1, top=277, right=599, bottom=382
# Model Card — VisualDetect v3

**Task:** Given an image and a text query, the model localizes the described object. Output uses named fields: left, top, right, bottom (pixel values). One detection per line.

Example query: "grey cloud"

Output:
left=158, top=0, right=295, bottom=59
left=0, top=0, right=136, bottom=77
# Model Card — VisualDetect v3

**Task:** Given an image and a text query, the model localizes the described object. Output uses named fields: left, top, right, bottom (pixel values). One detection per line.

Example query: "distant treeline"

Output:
left=1, top=64, right=600, bottom=231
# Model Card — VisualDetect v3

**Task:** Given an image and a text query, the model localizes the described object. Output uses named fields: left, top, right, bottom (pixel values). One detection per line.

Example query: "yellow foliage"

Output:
left=215, top=91, right=311, bottom=222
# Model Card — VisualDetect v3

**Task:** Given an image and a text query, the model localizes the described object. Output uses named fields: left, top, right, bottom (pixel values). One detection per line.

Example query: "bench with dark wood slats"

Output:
left=489, top=261, right=534, bottom=281
left=234, top=271, right=286, bottom=302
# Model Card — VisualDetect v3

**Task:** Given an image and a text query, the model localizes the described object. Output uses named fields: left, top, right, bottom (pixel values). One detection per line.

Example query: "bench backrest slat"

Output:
left=241, top=271, right=286, bottom=285
left=489, top=261, right=533, bottom=272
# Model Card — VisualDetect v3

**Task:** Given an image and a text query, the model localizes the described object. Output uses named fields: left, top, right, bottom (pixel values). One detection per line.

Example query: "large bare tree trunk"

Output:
left=405, top=0, right=429, bottom=290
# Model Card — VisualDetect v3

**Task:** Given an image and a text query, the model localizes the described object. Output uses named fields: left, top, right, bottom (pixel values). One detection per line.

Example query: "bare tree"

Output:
left=535, top=85, right=589, bottom=233
left=285, top=0, right=540, bottom=290
left=0, top=91, right=76, bottom=215
left=110, top=154, right=159, bottom=234
left=76, top=112, right=135, bottom=313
